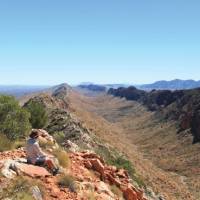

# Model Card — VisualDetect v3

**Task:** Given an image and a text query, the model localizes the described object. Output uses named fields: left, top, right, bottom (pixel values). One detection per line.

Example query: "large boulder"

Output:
left=0, top=159, right=51, bottom=178
left=15, top=163, right=51, bottom=178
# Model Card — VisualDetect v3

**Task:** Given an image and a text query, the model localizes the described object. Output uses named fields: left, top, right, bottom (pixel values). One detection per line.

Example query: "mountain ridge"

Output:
left=137, top=79, right=200, bottom=90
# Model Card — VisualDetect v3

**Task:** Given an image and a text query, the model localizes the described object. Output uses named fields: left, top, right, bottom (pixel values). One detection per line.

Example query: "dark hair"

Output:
left=29, top=129, right=39, bottom=139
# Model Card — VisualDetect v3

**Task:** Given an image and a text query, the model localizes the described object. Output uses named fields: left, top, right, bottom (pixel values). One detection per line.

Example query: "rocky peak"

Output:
left=52, top=84, right=70, bottom=99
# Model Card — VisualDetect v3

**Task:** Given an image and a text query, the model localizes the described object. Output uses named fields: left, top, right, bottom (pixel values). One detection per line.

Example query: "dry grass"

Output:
left=110, top=185, right=123, bottom=199
left=0, top=176, right=44, bottom=200
left=85, top=191, right=96, bottom=200
left=39, top=137, right=54, bottom=149
left=52, top=149, right=70, bottom=168
left=0, top=133, right=14, bottom=151
left=58, top=174, right=76, bottom=192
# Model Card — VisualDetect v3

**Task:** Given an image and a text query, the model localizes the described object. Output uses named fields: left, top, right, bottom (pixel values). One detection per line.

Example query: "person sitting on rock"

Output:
left=26, top=129, right=59, bottom=175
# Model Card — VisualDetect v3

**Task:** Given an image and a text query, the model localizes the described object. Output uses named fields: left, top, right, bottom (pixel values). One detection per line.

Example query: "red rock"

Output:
left=45, top=177, right=54, bottom=184
left=84, top=160, right=92, bottom=169
left=89, top=159, right=104, bottom=176
left=117, top=169, right=128, bottom=178
left=123, top=187, right=138, bottom=200
left=105, top=173, right=121, bottom=187
left=16, top=163, right=51, bottom=178
left=82, top=152, right=105, bottom=164
left=135, top=188, right=143, bottom=200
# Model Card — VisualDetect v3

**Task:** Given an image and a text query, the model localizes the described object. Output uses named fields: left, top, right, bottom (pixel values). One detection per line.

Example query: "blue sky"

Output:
left=0, top=0, right=199, bottom=85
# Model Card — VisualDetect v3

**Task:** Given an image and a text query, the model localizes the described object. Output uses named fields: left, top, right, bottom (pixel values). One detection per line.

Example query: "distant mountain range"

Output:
left=1, top=79, right=200, bottom=98
left=137, top=79, right=200, bottom=90
left=78, top=80, right=200, bottom=92
left=0, top=85, right=50, bottom=97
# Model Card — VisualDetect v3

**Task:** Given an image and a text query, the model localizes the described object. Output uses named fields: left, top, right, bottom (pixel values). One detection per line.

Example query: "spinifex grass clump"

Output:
left=0, top=176, right=43, bottom=200
left=58, top=174, right=76, bottom=192
left=52, top=148, right=70, bottom=168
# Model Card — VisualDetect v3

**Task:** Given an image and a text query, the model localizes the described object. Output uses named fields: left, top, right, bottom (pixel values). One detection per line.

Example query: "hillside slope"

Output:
left=108, top=86, right=200, bottom=143
left=0, top=84, right=157, bottom=200
left=68, top=89, right=200, bottom=200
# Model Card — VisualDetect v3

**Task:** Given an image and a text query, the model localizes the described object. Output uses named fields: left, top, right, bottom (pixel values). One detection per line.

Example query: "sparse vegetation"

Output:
left=95, top=145, right=135, bottom=177
left=110, top=185, right=123, bottom=198
left=12, top=139, right=26, bottom=149
left=111, top=156, right=135, bottom=176
left=85, top=190, right=96, bottom=200
left=52, top=149, right=70, bottom=168
left=0, top=133, right=14, bottom=151
left=95, top=144, right=145, bottom=188
left=0, top=176, right=43, bottom=200
left=0, top=134, right=27, bottom=152
left=39, top=138, right=54, bottom=149
left=58, top=174, right=76, bottom=192
left=25, top=100, right=48, bottom=129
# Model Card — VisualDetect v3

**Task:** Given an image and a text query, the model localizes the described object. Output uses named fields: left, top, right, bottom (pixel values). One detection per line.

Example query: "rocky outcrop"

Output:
left=52, top=84, right=69, bottom=99
left=108, top=86, right=146, bottom=102
left=73, top=151, right=147, bottom=200
left=0, top=122, right=162, bottom=200
left=0, top=152, right=51, bottom=179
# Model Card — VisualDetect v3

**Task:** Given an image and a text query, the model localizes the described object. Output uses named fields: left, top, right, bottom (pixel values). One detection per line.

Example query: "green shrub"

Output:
left=25, top=101, right=48, bottom=129
left=0, top=95, right=31, bottom=140
left=58, top=174, right=76, bottom=192
left=53, top=131, right=65, bottom=144
left=111, top=156, right=135, bottom=176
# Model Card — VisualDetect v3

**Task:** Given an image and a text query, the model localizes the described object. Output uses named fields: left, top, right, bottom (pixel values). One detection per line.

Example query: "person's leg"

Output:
left=45, top=158, right=59, bottom=175
left=45, top=159, right=56, bottom=170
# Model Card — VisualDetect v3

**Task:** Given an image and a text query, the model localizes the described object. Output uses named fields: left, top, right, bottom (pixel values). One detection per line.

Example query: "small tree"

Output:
left=25, top=101, right=48, bottom=129
left=0, top=95, right=31, bottom=140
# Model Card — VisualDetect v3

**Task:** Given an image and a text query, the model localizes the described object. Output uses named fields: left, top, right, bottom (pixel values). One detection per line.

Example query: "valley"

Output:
left=69, top=89, right=200, bottom=200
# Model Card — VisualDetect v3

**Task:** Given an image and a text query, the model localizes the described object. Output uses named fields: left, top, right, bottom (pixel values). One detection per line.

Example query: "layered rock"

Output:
left=72, top=151, right=147, bottom=200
